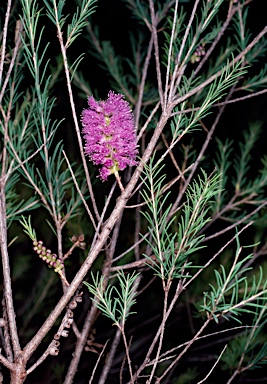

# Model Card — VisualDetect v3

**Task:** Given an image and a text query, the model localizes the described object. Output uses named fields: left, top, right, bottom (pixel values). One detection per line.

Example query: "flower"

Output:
left=81, top=91, right=138, bottom=181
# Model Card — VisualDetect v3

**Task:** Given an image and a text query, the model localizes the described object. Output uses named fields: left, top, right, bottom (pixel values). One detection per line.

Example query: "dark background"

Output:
left=1, top=0, right=267, bottom=383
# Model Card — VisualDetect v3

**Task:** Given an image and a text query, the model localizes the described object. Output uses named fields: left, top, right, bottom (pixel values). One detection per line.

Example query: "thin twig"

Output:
left=91, top=181, right=117, bottom=249
left=164, top=0, right=179, bottom=108
left=0, top=21, right=23, bottom=106
left=151, top=325, right=253, bottom=365
left=197, top=345, right=227, bottom=384
left=148, top=0, right=164, bottom=109
left=63, top=305, right=97, bottom=384
left=204, top=200, right=267, bottom=241
left=169, top=0, right=201, bottom=101
left=89, top=339, right=109, bottom=384
left=98, top=328, right=121, bottom=384
left=156, top=315, right=213, bottom=382
left=0, top=0, right=12, bottom=87
left=170, top=88, right=267, bottom=116
left=184, top=222, right=253, bottom=290
left=193, top=1, right=234, bottom=78
left=172, top=25, right=267, bottom=106
left=54, top=1, right=100, bottom=221
left=147, top=290, right=169, bottom=383
left=63, top=150, right=97, bottom=231
left=134, top=36, right=153, bottom=130
left=169, top=81, right=236, bottom=219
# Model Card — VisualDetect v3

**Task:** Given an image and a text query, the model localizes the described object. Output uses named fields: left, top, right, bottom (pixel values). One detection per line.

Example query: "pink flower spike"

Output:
left=81, top=91, right=138, bottom=181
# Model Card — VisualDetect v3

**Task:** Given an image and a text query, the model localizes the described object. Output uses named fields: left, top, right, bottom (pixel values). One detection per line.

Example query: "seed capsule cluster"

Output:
left=33, top=240, right=64, bottom=273
left=70, top=234, right=86, bottom=250
left=49, top=290, right=83, bottom=356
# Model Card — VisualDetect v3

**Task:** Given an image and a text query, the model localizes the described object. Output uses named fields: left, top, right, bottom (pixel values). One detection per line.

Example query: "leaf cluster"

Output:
left=84, top=271, right=139, bottom=326
left=221, top=305, right=267, bottom=372
left=201, top=238, right=267, bottom=324
left=141, top=156, right=221, bottom=281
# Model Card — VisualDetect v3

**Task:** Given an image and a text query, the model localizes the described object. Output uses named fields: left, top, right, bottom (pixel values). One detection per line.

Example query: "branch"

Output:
left=0, top=188, right=21, bottom=358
